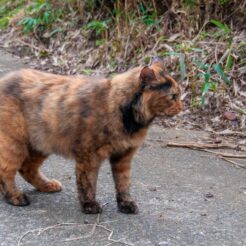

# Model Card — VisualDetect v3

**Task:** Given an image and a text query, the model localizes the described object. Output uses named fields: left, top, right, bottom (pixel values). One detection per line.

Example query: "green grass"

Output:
left=0, top=0, right=26, bottom=29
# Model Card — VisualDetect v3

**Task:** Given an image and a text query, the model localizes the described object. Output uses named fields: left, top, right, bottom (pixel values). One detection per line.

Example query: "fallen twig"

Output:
left=166, top=142, right=239, bottom=150
left=211, top=130, right=246, bottom=138
left=63, top=215, right=133, bottom=245
left=201, top=150, right=246, bottom=159
left=63, top=221, right=97, bottom=242
left=17, top=207, right=134, bottom=246
left=220, top=157, right=246, bottom=169
left=201, top=149, right=246, bottom=169
left=148, top=138, right=165, bottom=143
left=17, top=222, right=95, bottom=246
left=18, top=40, right=49, bottom=52
left=167, top=141, right=246, bottom=169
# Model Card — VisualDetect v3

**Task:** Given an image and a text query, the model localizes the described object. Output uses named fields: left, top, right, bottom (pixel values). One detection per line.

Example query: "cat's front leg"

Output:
left=76, top=158, right=102, bottom=214
left=110, top=148, right=139, bottom=214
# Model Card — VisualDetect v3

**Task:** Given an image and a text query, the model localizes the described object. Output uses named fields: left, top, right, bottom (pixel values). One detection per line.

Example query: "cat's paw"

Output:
left=6, top=192, right=30, bottom=206
left=82, top=201, right=102, bottom=214
left=117, top=200, right=139, bottom=214
left=37, top=179, right=62, bottom=193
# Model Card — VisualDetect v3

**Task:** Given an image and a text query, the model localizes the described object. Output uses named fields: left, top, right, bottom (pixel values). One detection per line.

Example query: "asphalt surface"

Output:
left=0, top=51, right=245, bottom=246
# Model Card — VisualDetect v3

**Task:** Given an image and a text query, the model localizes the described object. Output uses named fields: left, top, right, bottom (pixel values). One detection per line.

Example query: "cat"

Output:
left=0, top=57, right=182, bottom=214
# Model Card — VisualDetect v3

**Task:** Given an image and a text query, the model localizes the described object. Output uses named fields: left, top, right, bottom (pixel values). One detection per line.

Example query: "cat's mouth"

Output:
left=157, top=110, right=181, bottom=118
left=161, top=101, right=183, bottom=117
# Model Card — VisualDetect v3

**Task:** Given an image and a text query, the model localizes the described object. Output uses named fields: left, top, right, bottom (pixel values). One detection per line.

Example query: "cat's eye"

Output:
left=149, top=80, right=172, bottom=91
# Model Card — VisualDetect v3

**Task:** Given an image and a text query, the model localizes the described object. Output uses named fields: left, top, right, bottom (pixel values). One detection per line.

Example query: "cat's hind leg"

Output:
left=0, top=138, right=29, bottom=206
left=19, top=150, right=62, bottom=193
left=0, top=173, right=30, bottom=206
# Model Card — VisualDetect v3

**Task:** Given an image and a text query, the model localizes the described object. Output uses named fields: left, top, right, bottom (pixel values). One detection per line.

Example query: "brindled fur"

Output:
left=0, top=57, right=182, bottom=213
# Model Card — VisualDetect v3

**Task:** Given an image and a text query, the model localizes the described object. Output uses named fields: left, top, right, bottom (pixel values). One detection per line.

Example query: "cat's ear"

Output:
left=151, top=56, right=165, bottom=70
left=139, top=66, right=156, bottom=85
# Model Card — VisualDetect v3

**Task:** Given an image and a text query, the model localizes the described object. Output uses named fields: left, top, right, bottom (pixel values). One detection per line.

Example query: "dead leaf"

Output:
left=223, top=111, right=237, bottom=121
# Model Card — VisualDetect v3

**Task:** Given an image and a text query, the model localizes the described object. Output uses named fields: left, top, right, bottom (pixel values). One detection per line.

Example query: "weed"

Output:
left=0, top=0, right=26, bottom=29
left=191, top=97, right=199, bottom=109
left=184, top=0, right=197, bottom=6
left=199, top=31, right=210, bottom=40
left=80, top=69, right=94, bottom=75
left=84, top=19, right=110, bottom=37
left=213, top=63, right=231, bottom=85
left=95, top=39, right=106, bottom=46
left=163, top=51, right=187, bottom=81
left=139, top=2, right=159, bottom=29
left=193, top=58, right=230, bottom=109
left=219, top=0, right=230, bottom=5
left=18, top=1, right=62, bottom=33
left=0, top=16, right=8, bottom=29
left=211, top=19, right=232, bottom=43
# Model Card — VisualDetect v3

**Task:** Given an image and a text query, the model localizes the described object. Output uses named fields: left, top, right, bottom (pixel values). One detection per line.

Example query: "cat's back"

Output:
left=0, top=69, right=112, bottom=119
left=0, top=69, right=99, bottom=108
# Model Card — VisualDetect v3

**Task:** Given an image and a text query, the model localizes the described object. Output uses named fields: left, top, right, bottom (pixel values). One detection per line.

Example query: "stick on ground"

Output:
left=17, top=210, right=134, bottom=246
left=167, top=141, right=246, bottom=169
left=167, top=142, right=239, bottom=150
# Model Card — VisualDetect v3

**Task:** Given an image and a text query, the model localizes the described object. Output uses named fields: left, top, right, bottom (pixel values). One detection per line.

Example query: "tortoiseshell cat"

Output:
left=0, top=57, right=182, bottom=214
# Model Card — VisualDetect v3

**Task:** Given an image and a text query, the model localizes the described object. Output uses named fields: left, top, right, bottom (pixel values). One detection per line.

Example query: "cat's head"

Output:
left=137, top=56, right=183, bottom=118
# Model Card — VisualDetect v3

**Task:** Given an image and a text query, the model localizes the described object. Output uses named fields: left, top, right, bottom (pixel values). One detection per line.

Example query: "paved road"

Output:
left=0, top=51, right=245, bottom=246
